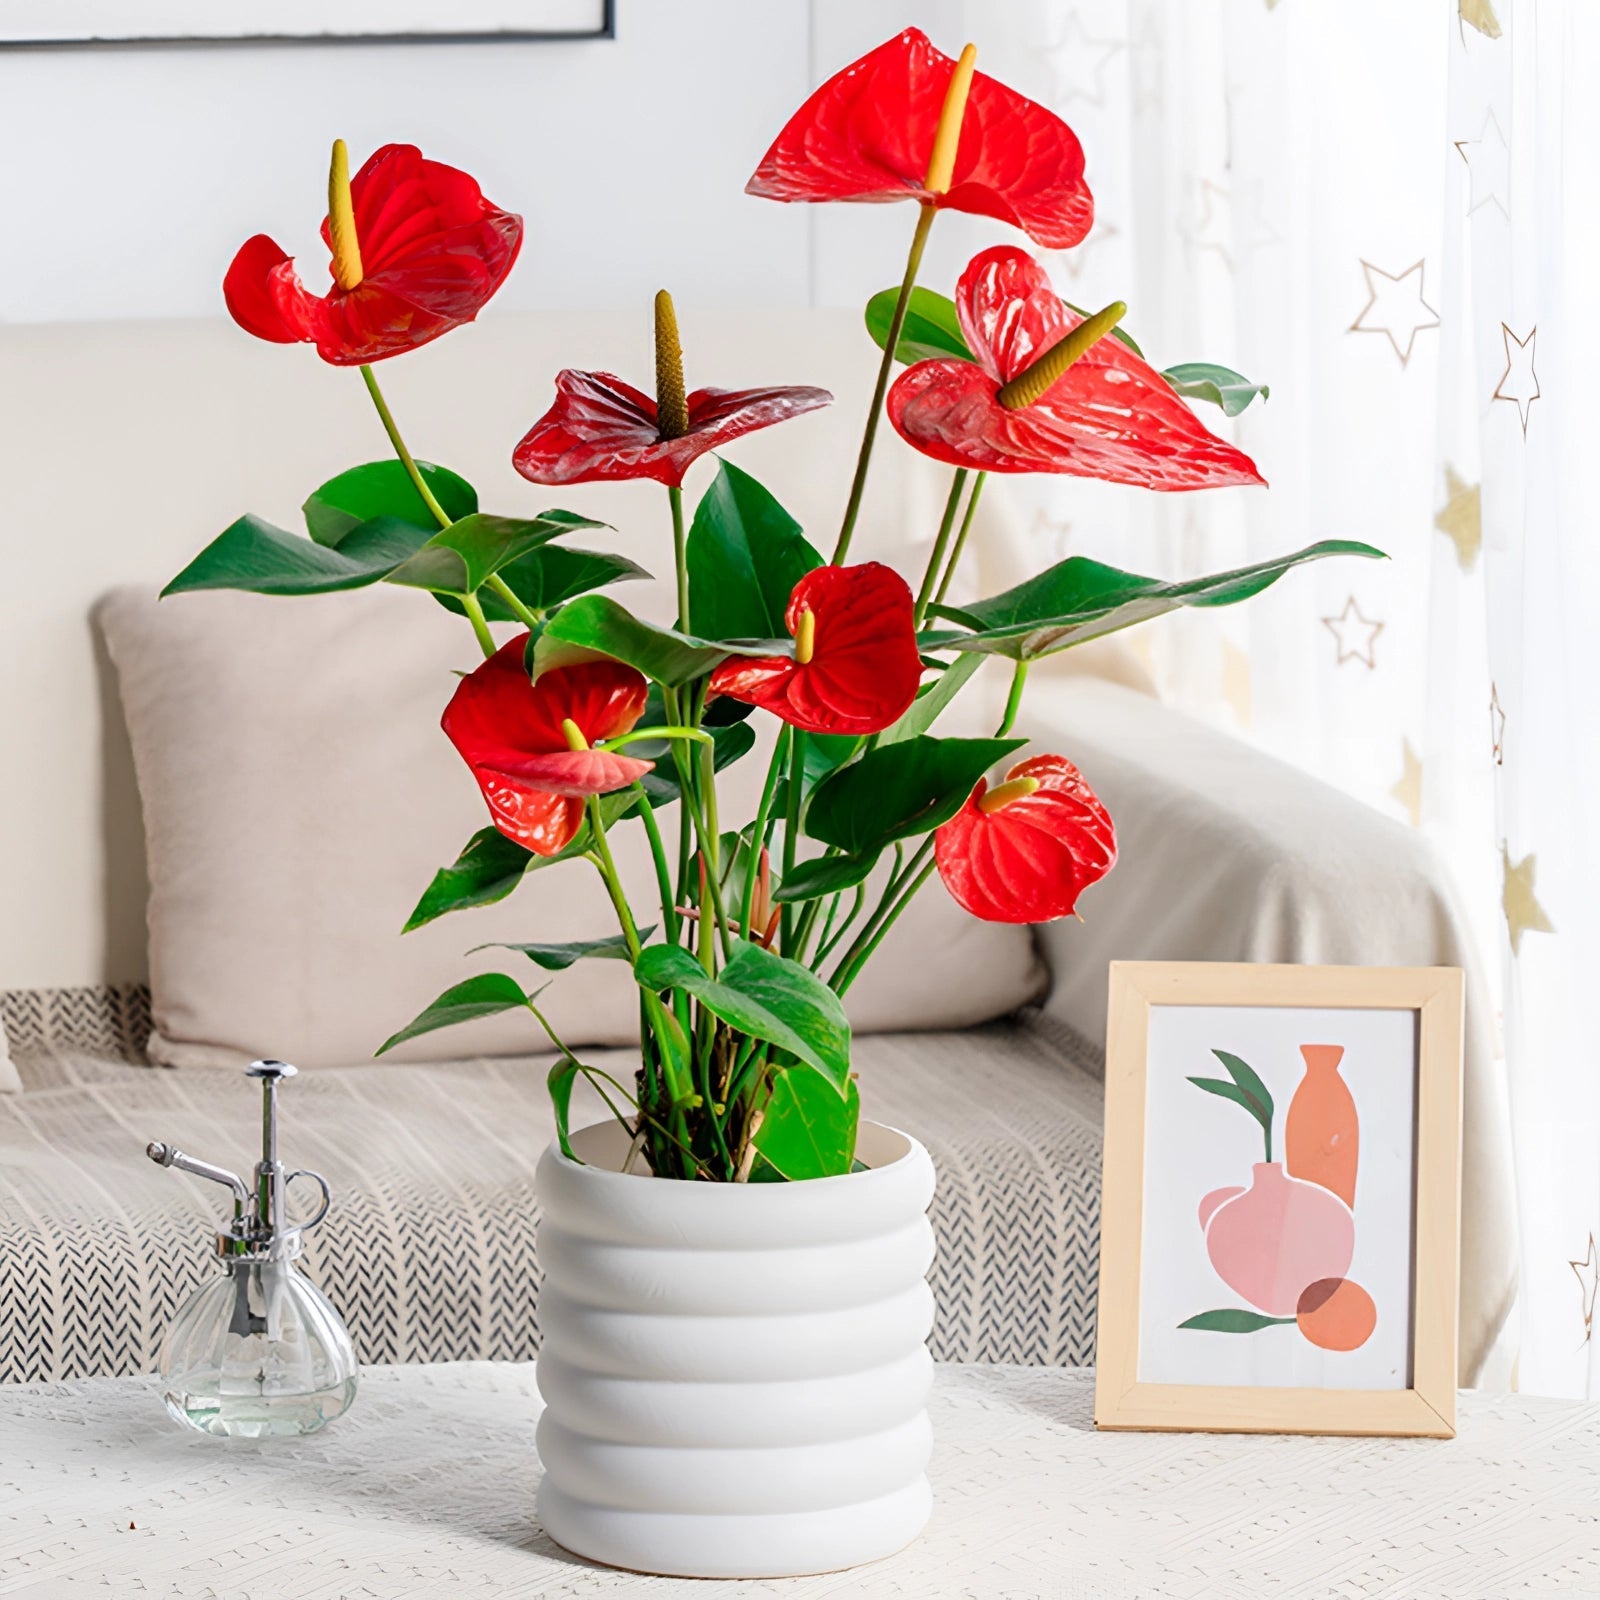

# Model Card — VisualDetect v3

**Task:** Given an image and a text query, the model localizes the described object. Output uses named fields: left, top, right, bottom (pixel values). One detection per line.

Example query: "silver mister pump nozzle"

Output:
left=144, top=1059, right=331, bottom=1262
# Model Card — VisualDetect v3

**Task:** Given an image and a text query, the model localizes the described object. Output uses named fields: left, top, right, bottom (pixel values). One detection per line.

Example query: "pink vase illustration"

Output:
left=1286, top=1044, right=1359, bottom=1207
left=1201, top=1162, right=1355, bottom=1316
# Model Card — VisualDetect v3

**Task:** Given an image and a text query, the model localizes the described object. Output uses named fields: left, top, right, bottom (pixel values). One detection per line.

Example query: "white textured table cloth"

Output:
left=1, top=1363, right=1595, bottom=1599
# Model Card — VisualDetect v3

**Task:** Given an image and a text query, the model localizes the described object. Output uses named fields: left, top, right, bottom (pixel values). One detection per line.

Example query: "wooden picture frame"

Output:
left=1094, top=962, right=1463, bottom=1438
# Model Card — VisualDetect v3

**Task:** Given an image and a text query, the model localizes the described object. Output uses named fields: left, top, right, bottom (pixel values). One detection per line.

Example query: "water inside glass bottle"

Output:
left=146, top=1060, right=359, bottom=1438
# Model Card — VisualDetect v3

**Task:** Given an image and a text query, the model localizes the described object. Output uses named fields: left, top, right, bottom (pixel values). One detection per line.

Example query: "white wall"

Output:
left=0, top=0, right=988, bottom=326
left=0, top=2, right=821, bottom=323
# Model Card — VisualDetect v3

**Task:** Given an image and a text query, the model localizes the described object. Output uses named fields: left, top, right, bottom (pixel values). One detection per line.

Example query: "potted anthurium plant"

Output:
left=165, top=28, right=1379, bottom=1579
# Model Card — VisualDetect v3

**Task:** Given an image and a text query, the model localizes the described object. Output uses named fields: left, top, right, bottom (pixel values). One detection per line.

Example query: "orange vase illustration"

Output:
left=1286, top=1044, right=1359, bottom=1207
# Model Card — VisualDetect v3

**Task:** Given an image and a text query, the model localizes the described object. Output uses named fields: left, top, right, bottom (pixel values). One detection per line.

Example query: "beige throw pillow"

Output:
left=98, top=585, right=1045, bottom=1069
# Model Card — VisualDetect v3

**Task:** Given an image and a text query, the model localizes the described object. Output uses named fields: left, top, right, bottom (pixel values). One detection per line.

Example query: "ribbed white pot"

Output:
left=534, top=1119, right=938, bottom=1579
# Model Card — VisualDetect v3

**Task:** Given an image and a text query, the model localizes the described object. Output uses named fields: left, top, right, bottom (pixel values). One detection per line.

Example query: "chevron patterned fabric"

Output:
left=0, top=987, right=1104, bottom=1383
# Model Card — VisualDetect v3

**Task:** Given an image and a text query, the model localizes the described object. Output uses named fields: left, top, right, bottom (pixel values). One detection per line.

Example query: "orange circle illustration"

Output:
left=1295, top=1277, right=1377, bottom=1351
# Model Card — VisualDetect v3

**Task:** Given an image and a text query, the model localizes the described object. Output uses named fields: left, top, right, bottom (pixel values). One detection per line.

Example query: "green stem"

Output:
left=668, top=485, right=690, bottom=629
left=834, top=204, right=936, bottom=564
left=933, top=471, right=987, bottom=607
left=632, top=782, right=678, bottom=944
left=723, top=1040, right=769, bottom=1126
left=485, top=574, right=543, bottom=632
left=814, top=881, right=866, bottom=966
left=699, top=1034, right=735, bottom=1178
left=780, top=728, right=807, bottom=953
left=742, top=726, right=789, bottom=938
left=660, top=704, right=730, bottom=962
left=913, top=468, right=969, bottom=628
left=604, top=726, right=713, bottom=750
left=584, top=798, right=642, bottom=959
left=461, top=593, right=496, bottom=660
left=790, top=897, right=824, bottom=964
left=828, top=839, right=919, bottom=990
left=834, top=845, right=938, bottom=996
left=996, top=660, right=1029, bottom=737
left=699, top=738, right=733, bottom=962
left=360, top=364, right=452, bottom=529
left=359, top=363, right=527, bottom=652
left=663, top=687, right=696, bottom=910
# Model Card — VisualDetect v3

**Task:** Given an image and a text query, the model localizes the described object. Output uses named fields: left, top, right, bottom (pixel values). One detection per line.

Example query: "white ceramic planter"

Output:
left=534, top=1119, right=938, bottom=1579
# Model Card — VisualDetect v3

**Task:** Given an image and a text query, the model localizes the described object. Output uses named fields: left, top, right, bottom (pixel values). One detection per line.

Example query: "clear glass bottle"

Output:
left=146, top=1060, right=359, bottom=1438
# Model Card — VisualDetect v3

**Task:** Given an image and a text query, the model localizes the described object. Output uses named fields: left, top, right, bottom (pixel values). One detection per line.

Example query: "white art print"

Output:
left=1137, top=1004, right=1418, bottom=1390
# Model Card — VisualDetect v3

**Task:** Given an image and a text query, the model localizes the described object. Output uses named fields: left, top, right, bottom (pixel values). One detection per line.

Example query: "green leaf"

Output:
left=804, top=732, right=864, bottom=784
left=162, top=513, right=430, bottom=598
left=687, top=461, right=823, bottom=639
left=864, top=285, right=976, bottom=365
left=377, top=973, right=531, bottom=1056
left=1162, top=362, right=1270, bottom=417
left=772, top=849, right=881, bottom=905
left=1178, top=1308, right=1295, bottom=1333
left=1211, top=1049, right=1274, bottom=1126
left=548, top=1057, right=580, bottom=1161
left=388, top=510, right=607, bottom=596
left=403, top=827, right=533, bottom=932
left=401, top=809, right=621, bottom=932
left=932, top=541, right=1387, bottom=661
left=451, top=546, right=649, bottom=623
left=878, top=653, right=982, bottom=745
left=806, top=736, right=1026, bottom=855
left=753, top=1067, right=861, bottom=1180
left=533, top=594, right=765, bottom=687
left=470, top=931, right=647, bottom=970
left=633, top=937, right=852, bottom=1093
left=303, top=459, right=477, bottom=546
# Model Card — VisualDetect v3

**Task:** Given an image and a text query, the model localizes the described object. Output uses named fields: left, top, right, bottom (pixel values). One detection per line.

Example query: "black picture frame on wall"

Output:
left=0, top=0, right=614, bottom=47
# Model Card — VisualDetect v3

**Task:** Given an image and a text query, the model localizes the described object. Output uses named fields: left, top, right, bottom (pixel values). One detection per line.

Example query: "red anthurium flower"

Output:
left=747, top=29, right=1093, bottom=250
left=512, top=368, right=833, bottom=490
left=889, top=247, right=1265, bottom=491
left=708, top=563, right=922, bottom=736
left=935, top=754, right=1116, bottom=923
left=224, top=142, right=522, bottom=366
left=442, top=637, right=652, bottom=857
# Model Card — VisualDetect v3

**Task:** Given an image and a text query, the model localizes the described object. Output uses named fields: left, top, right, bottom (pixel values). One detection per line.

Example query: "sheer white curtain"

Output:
left=954, top=0, right=1596, bottom=1396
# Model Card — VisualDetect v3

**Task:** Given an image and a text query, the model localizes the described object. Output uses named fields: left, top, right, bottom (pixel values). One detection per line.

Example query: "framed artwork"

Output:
left=1094, top=962, right=1463, bottom=1438
left=0, top=1, right=612, bottom=47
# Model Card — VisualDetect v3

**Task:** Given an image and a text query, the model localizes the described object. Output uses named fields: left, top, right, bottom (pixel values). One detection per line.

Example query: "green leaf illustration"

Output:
left=1187, top=1073, right=1274, bottom=1162
left=1178, top=1308, right=1296, bottom=1333
left=1210, top=1050, right=1274, bottom=1126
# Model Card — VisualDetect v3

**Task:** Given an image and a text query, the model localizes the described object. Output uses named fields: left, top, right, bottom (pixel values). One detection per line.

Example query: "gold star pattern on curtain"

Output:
left=1047, top=223, right=1121, bottom=284
left=1435, top=466, right=1482, bottom=569
left=1490, top=684, right=1506, bottom=764
left=1570, top=1234, right=1598, bottom=1343
left=1321, top=597, right=1384, bottom=668
left=1390, top=740, right=1423, bottom=826
left=1036, top=13, right=1124, bottom=108
left=1501, top=845, right=1555, bottom=954
left=1454, top=110, right=1510, bottom=220
left=1493, top=324, right=1540, bottom=434
left=1348, top=260, right=1440, bottom=367
left=1180, top=179, right=1234, bottom=270
left=1459, top=0, right=1503, bottom=41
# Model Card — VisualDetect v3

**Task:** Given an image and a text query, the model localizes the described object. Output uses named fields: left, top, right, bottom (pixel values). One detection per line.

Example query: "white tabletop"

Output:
left=1, top=1362, right=1595, bottom=1598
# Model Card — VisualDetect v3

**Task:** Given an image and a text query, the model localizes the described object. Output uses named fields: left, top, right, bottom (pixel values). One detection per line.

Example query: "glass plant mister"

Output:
left=145, top=1060, right=358, bottom=1437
